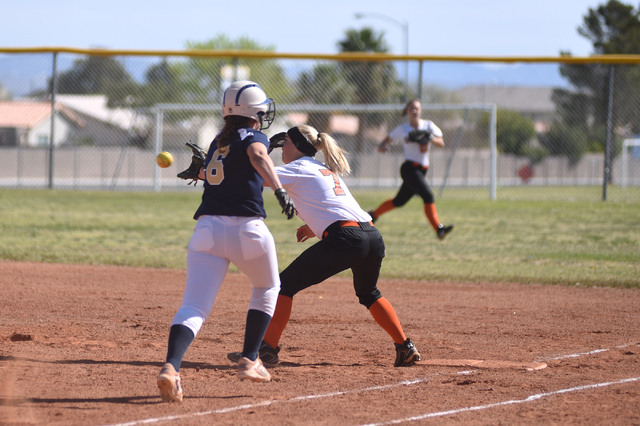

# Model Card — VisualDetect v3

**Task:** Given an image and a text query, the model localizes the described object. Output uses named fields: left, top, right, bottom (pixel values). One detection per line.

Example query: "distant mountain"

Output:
left=419, top=61, right=569, bottom=89
left=0, top=52, right=570, bottom=99
left=0, top=53, right=160, bottom=97
left=0, top=53, right=71, bottom=96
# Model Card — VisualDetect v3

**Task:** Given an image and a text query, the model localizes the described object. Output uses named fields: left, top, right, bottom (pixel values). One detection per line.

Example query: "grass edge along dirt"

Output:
left=0, top=188, right=637, bottom=288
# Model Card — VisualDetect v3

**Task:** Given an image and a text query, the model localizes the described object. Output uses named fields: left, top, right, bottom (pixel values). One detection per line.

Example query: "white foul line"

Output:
left=105, top=343, right=639, bottom=426
left=357, top=376, right=640, bottom=426
left=104, top=377, right=438, bottom=426
left=537, top=348, right=609, bottom=361
left=536, top=343, right=639, bottom=362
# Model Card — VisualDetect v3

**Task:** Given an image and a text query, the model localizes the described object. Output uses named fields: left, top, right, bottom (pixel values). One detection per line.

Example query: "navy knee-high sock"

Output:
left=242, top=309, right=272, bottom=361
left=166, top=324, right=195, bottom=372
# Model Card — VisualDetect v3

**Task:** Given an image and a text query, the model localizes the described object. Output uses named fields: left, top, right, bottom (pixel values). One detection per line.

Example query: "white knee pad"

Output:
left=171, top=306, right=207, bottom=336
left=248, top=285, right=280, bottom=317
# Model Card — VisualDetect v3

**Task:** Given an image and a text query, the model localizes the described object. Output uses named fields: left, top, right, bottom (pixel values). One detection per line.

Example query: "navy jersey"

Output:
left=193, top=127, right=268, bottom=219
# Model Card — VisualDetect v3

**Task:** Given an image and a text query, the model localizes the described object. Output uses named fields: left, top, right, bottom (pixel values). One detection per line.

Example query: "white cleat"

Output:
left=157, top=363, right=183, bottom=402
left=238, top=357, right=271, bottom=382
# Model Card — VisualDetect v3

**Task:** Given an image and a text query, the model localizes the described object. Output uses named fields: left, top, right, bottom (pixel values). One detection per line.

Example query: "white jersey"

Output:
left=388, top=119, right=443, bottom=168
left=275, top=157, right=371, bottom=238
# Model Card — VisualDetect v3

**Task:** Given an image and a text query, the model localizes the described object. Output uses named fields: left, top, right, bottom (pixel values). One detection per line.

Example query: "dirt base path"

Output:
left=1, top=261, right=639, bottom=425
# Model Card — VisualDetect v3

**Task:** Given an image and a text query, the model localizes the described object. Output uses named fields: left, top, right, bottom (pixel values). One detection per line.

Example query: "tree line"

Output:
left=45, top=29, right=403, bottom=153
left=41, top=1, right=640, bottom=167
left=496, top=0, right=640, bottom=167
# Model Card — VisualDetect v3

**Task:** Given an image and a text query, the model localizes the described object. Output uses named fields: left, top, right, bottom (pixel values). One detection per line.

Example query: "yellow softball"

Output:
left=156, top=151, right=174, bottom=168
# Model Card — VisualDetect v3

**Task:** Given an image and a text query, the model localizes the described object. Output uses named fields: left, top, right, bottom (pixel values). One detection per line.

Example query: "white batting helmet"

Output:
left=222, top=80, right=276, bottom=130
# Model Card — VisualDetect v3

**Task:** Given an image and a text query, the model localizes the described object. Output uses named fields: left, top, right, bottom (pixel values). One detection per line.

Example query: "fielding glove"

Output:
left=407, top=129, right=433, bottom=145
left=177, top=142, right=207, bottom=186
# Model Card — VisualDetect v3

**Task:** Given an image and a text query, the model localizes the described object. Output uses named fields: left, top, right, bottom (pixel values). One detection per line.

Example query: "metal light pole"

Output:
left=355, top=12, right=409, bottom=101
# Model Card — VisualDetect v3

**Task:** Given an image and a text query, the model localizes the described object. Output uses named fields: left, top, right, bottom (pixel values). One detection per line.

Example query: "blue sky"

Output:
left=3, top=0, right=604, bottom=56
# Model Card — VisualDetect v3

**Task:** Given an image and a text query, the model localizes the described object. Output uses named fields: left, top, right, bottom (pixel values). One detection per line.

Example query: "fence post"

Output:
left=417, top=60, right=423, bottom=101
left=48, top=51, right=58, bottom=189
left=489, top=104, right=497, bottom=200
left=154, top=108, right=163, bottom=192
left=603, top=64, right=615, bottom=201
left=439, top=108, right=470, bottom=197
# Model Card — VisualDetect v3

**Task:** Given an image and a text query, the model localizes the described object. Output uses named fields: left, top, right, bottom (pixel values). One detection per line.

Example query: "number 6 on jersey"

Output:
left=206, top=149, right=227, bottom=185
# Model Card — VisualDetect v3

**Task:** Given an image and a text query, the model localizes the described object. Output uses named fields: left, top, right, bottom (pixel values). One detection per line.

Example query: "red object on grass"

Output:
left=518, top=163, right=534, bottom=183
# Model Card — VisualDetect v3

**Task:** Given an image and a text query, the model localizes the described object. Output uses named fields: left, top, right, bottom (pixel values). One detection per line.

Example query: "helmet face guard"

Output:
left=257, top=98, right=276, bottom=130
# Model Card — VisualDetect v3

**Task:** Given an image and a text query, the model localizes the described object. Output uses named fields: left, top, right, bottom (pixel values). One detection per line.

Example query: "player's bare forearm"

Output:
left=431, top=136, right=445, bottom=148
left=296, top=224, right=315, bottom=242
left=377, top=136, right=392, bottom=153
left=248, top=142, right=284, bottom=190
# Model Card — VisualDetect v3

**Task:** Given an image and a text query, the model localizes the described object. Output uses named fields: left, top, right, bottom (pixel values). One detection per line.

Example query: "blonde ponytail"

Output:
left=297, top=125, right=351, bottom=175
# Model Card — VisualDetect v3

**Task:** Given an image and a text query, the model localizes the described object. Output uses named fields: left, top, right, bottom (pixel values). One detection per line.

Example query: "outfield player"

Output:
left=156, top=81, right=296, bottom=402
left=369, top=99, right=454, bottom=240
left=228, top=125, right=420, bottom=368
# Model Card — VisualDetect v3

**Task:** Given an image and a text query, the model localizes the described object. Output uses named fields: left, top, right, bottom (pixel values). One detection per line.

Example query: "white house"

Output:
left=55, top=94, right=150, bottom=133
left=0, top=100, right=81, bottom=147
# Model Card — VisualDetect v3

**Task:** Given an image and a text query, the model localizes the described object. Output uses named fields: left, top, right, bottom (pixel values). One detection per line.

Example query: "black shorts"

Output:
left=279, top=220, right=384, bottom=308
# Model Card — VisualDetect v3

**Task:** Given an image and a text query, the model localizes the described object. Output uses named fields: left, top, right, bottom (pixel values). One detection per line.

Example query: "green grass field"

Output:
left=0, top=188, right=638, bottom=288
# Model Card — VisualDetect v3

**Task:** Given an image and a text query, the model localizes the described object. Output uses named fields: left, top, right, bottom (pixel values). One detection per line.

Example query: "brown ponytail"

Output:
left=216, top=116, right=255, bottom=154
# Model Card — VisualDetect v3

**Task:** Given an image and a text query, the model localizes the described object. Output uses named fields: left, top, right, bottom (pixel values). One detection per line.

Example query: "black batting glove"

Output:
left=274, top=188, right=296, bottom=220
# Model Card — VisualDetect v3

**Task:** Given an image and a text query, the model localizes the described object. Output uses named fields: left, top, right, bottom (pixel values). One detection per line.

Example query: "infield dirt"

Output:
left=1, top=260, right=639, bottom=425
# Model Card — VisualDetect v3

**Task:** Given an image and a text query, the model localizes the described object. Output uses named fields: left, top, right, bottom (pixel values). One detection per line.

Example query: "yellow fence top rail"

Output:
left=2, top=46, right=640, bottom=64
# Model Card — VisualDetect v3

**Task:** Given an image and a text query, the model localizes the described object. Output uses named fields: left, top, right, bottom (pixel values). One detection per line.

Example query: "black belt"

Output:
left=404, top=160, right=429, bottom=171
left=323, top=220, right=374, bottom=239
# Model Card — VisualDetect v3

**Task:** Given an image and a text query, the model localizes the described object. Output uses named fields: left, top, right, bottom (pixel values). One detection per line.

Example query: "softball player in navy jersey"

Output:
left=157, top=81, right=295, bottom=403
left=228, top=124, right=420, bottom=368
left=369, top=99, right=454, bottom=240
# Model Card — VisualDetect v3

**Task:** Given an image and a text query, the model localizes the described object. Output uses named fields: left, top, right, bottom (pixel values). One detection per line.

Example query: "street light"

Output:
left=355, top=12, right=409, bottom=101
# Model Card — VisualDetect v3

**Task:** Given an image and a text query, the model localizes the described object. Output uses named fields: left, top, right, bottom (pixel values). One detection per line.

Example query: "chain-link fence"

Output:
left=1, top=48, right=639, bottom=202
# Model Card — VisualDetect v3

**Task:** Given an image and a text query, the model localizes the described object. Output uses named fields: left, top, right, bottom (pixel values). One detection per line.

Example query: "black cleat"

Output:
left=227, top=342, right=281, bottom=368
left=394, top=338, right=421, bottom=367
left=437, top=224, right=454, bottom=240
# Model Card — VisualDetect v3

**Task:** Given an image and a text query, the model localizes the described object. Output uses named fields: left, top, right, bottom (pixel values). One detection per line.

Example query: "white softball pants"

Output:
left=171, top=215, right=281, bottom=336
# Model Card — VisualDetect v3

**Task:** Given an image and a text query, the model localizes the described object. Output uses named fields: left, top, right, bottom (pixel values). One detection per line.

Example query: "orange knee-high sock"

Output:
left=424, top=203, right=441, bottom=231
left=372, top=199, right=396, bottom=220
left=368, top=297, right=407, bottom=344
left=262, top=295, right=293, bottom=349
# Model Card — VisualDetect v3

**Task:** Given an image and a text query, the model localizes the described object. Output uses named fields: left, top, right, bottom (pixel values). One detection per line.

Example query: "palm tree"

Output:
left=338, top=27, right=400, bottom=105
left=295, top=64, right=355, bottom=132
left=337, top=27, right=404, bottom=174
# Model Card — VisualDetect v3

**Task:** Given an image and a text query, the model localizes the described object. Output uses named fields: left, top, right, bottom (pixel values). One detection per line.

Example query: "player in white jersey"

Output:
left=228, top=124, right=420, bottom=368
left=369, top=99, right=454, bottom=240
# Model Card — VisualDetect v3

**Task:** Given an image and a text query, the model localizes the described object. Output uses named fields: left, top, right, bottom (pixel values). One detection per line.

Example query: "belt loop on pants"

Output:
left=322, top=220, right=375, bottom=239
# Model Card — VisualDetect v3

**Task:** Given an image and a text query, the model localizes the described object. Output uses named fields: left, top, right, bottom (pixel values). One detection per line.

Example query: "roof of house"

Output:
left=453, top=85, right=555, bottom=113
left=0, top=100, right=53, bottom=127
left=66, top=107, right=131, bottom=147
left=0, top=100, right=82, bottom=128
left=55, top=94, right=144, bottom=130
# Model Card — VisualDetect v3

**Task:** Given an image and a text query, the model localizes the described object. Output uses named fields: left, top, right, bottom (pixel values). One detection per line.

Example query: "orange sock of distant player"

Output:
left=372, top=199, right=396, bottom=220
left=368, top=297, right=406, bottom=344
left=424, top=203, right=441, bottom=231
left=262, top=294, right=293, bottom=349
